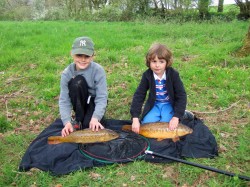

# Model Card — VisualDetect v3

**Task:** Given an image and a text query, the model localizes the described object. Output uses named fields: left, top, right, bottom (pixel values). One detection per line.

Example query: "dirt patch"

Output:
left=234, top=26, right=250, bottom=57
left=1, top=88, right=57, bottom=136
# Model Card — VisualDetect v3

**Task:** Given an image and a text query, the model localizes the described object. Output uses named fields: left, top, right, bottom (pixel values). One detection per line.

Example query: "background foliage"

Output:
left=0, top=0, right=249, bottom=21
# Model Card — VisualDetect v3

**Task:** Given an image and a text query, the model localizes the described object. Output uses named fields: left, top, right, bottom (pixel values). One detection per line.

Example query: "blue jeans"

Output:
left=141, top=102, right=174, bottom=124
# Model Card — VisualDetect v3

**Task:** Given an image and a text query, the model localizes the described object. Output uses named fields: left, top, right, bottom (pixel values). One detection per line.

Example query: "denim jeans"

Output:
left=141, top=102, right=174, bottom=124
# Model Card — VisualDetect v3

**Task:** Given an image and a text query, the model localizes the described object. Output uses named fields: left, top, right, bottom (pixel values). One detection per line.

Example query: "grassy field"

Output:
left=0, top=20, right=249, bottom=186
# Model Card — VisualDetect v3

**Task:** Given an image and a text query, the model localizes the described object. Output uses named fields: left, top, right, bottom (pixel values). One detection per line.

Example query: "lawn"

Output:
left=0, top=20, right=249, bottom=186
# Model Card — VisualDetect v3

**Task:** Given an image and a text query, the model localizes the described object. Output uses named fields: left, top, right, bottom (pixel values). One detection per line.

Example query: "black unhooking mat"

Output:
left=19, top=117, right=218, bottom=175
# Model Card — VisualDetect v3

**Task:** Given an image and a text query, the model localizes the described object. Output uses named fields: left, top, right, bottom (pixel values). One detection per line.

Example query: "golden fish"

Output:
left=48, top=128, right=119, bottom=144
left=122, top=122, right=193, bottom=142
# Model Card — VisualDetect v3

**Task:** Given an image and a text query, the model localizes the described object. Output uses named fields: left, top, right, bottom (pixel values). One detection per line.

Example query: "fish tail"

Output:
left=122, top=125, right=132, bottom=131
left=47, top=136, right=63, bottom=144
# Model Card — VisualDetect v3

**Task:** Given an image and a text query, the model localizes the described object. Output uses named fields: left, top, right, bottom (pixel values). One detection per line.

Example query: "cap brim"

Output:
left=71, top=48, right=94, bottom=56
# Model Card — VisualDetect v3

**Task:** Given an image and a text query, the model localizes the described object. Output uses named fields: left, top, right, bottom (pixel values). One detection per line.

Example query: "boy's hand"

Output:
left=89, top=117, right=104, bottom=131
left=61, top=122, right=74, bottom=137
left=132, top=117, right=140, bottom=134
left=169, top=117, right=179, bottom=131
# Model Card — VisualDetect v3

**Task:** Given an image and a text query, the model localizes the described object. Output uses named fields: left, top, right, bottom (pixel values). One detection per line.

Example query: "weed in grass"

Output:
left=0, top=115, right=11, bottom=132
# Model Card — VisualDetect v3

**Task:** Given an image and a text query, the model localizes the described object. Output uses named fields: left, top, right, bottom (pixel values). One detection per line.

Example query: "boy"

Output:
left=59, top=36, right=108, bottom=137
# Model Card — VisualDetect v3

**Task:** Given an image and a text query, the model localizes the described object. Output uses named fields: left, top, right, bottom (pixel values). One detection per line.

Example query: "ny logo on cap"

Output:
left=79, top=40, right=86, bottom=46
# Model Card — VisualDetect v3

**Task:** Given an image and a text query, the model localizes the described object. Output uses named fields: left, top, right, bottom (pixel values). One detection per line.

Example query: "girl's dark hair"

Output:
left=146, top=43, right=173, bottom=69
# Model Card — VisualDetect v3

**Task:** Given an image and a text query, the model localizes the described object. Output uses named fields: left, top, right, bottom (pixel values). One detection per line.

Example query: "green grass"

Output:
left=0, top=20, right=249, bottom=186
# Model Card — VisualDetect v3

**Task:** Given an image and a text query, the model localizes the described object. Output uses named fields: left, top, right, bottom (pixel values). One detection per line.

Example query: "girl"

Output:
left=130, top=43, right=187, bottom=133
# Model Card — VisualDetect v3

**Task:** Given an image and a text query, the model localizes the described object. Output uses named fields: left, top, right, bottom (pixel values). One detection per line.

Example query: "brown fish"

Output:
left=122, top=122, right=193, bottom=142
left=48, top=128, right=119, bottom=144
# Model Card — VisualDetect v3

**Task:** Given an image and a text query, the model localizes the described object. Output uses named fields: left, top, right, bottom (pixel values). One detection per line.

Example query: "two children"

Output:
left=59, top=37, right=187, bottom=137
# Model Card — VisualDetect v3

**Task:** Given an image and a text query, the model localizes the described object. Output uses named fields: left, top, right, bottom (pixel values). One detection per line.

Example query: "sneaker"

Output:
left=183, top=110, right=194, bottom=120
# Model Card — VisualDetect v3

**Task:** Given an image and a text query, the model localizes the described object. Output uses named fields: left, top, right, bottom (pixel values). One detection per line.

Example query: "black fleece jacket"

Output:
left=130, top=67, right=187, bottom=120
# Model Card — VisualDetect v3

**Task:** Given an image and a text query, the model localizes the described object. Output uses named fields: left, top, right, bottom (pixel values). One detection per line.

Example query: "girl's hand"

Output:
left=132, top=118, right=140, bottom=134
left=169, top=117, right=179, bottom=131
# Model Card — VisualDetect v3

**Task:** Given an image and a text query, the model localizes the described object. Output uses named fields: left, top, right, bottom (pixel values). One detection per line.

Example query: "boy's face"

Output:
left=72, top=54, right=93, bottom=70
left=150, top=55, right=167, bottom=78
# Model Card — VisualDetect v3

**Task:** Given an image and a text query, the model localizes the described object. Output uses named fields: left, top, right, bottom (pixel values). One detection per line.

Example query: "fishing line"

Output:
left=145, top=150, right=250, bottom=181
left=78, top=135, right=150, bottom=164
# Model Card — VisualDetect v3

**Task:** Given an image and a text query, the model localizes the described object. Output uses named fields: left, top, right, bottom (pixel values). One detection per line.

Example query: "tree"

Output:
left=217, top=0, right=224, bottom=12
left=198, top=0, right=209, bottom=19
left=137, top=0, right=150, bottom=14
left=0, top=0, right=32, bottom=20
left=234, top=0, right=250, bottom=19
left=64, top=0, right=87, bottom=18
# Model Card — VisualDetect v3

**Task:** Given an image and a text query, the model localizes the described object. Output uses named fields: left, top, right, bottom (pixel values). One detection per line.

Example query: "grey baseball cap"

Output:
left=71, top=37, right=94, bottom=56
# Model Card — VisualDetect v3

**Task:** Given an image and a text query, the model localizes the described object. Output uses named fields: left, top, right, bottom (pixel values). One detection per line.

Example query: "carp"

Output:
left=122, top=122, right=193, bottom=142
left=48, top=128, right=119, bottom=144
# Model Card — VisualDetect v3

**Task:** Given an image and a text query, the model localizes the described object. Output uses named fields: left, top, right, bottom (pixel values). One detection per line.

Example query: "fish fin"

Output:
left=47, top=136, right=63, bottom=144
left=172, top=137, right=180, bottom=142
left=157, top=138, right=164, bottom=141
left=122, top=125, right=132, bottom=131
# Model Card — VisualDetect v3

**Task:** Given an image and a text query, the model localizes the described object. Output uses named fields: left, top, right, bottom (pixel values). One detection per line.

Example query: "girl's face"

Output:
left=72, top=54, right=93, bottom=70
left=149, top=56, right=167, bottom=78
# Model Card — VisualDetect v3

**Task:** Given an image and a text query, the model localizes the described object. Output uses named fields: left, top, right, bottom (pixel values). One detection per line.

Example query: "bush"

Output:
left=92, top=7, right=122, bottom=21
left=209, top=12, right=237, bottom=21
left=0, top=116, right=11, bottom=133
left=44, top=7, right=69, bottom=21
left=0, top=5, right=32, bottom=21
